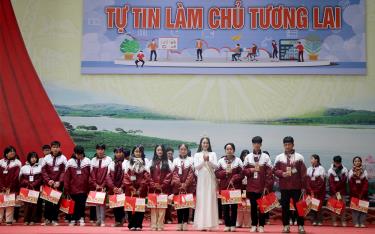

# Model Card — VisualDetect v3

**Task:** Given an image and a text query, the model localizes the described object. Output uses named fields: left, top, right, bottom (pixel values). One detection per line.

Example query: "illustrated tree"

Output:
left=120, top=39, right=140, bottom=60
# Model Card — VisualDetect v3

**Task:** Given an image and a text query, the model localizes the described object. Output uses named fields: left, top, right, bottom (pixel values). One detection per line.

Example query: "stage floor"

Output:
left=0, top=223, right=373, bottom=233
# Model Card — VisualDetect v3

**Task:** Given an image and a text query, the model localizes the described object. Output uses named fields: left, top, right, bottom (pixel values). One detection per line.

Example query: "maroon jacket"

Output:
left=123, top=163, right=150, bottom=198
left=348, top=168, right=368, bottom=200
left=243, top=152, right=273, bottom=193
left=106, top=159, right=127, bottom=194
left=41, top=153, right=67, bottom=190
left=215, top=156, right=244, bottom=190
left=327, top=165, right=348, bottom=196
left=148, top=159, right=173, bottom=193
left=306, top=165, right=326, bottom=201
left=64, top=157, right=91, bottom=195
left=0, top=158, right=22, bottom=193
left=171, top=157, right=195, bottom=194
left=274, top=152, right=307, bottom=190
left=19, top=162, right=43, bottom=190
left=89, top=156, right=112, bottom=191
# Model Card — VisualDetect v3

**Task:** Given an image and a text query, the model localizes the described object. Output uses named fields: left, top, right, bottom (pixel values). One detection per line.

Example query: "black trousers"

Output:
left=128, top=211, right=144, bottom=229
left=248, top=192, right=266, bottom=227
left=280, top=189, right=304, bottom=226
left=44, top=200, right=60, bottom=221
left=71, top=193, right=87, bottom=221
left=150, top=50, right=157, bottom=61
left=24, top=203, right=38, bottom=223
left=135, top=60, right=145, bottom=67
left=218, top=198, right=223, bottom=219
left=177, top=208, right=189, bottom=224
left=223, top=204, right=238, bottom=227
left=113, top=207, right=125, bottom=223
left=90, top=206, right=97, bottom=221
left=298, top=51, right=304, bottom=62
left=273, top=49, right=278, bottom=58
left=197, top=49, right=203, bottom=60
left=36, top=198, right=43, bottom=222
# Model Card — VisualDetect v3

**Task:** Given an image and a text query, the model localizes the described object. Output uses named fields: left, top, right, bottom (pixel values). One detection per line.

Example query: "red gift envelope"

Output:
left=17, top=188, right=40, bottom=204
left=40, top=186, right=62, bottom=204
left=109, top=193, right=125, bottom=208
left=60, top=198, right=75, bottom=214
left=350, top=197, right=369, bottom=213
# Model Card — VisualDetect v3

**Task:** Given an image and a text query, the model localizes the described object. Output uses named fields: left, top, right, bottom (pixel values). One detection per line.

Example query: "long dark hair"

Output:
left=130, top=144, right=146, bottom=166
left=197, top=137, right=212, bottom=153
left=27, top=152, right=39, bottom=165
left=240, top=149, right=250, bottom=162
left=311, top=154, right=321, bottom=166
left=151, top=144, right=170, bottom=171
left=71, top=145, right=85, bottom=159
left=3, top=145, right=16, bottom=159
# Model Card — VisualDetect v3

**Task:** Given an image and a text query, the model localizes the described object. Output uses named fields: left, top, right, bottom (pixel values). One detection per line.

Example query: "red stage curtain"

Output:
left=0, top=0, right=75, bottom=162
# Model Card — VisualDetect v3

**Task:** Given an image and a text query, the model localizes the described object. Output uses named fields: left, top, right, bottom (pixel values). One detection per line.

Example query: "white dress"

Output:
left=193, top=152, right=219, bottom=230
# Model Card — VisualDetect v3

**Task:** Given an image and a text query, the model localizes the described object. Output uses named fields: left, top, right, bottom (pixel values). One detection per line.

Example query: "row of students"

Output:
left=0, top=137, right=370, bottom=233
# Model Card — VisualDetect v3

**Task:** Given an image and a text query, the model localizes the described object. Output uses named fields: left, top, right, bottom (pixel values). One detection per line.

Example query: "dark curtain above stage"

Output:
left=0, top=0, right=75, bottom=162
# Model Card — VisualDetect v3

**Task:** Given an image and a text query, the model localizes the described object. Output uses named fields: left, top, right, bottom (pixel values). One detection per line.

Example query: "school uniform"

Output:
left=148, top=159, right=173, bottom=230
left=243, top=151, right=273, bottom=228
left=19, top=162, right=43, bottom=223
left=172, top=156, right=195, bottom=227
left=327, top=164, right=348, bottom=224
left=0, top=158, right=21, bottom=223
left=106, top=158, right=127, bottom=225
left=215, top=156, right=243, bottom=229
left=348, top=168, right=368, bottom=226
left=64, top=157, right=91, bottom=223
left=89, top=155, right=112, bottom=225
left=274, top=151, right=307, bottom=227
left=41, top=153, right=67, bottom=223
left=123, top=158, right=151, bottom=230
left=306, top=165, right=326, bottom=224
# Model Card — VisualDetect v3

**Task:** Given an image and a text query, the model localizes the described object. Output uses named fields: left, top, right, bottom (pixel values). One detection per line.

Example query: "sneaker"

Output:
left=29, top=222, right=35, bottom=226
left=136, top=227, right=142, bottom=231
left=182, top=223, right=188, bottom=231
left=219, top=220, right=223, bottom=225
left=151, top=227, right=157, bottom=231
left=250, top=226, right=257, bottom=232
left=332, top=222, right=338, bottom=227
left=258, top=226, right=264, bottom=233
left=167, top=220, right=172, bottom=224
left=79, top=218, right=85, bottom=226
left=69, top=221, right=76, bottom=226
left=100, top=223, right=106, bottom=227
left=230, top=226, right=236, bottom=232
left=317, top=222, right=323, bottom=226
left=177, top=224, right=183, bottom=231
left=96, top=221, right=101, bottom=226
left=188, top=221, right=194, bottom=225
left=282, top=225, right=290, bottom=233
left=24, top=222, right=29, bottom=226
left=341, top=222, right=347, bottom=227
left=130, top=227, right=136, bottom=231
left=6, top=222, right=12, bottom=226
left=360, top=224, right=366, bottom=228
left=52, top=221, right=59, bottom=226
left=224, top=226, right=230, bottom=232
left=354, top=224, right=359, bottom=228
left=41, top=220, right=50, bottom=226
left=298, top=226, right=305, bottom=234
left=289, top=220, right=293, bottom=225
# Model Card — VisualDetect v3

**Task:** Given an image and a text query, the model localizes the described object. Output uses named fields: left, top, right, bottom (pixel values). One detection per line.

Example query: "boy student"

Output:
left=64, top=145, right=91, bottom=226
left=243, top=136, right=273, bottom=233
left=90, top=143, right=112, bottom=227
left=274, top=136, right=307, bottom=234
left=327, top=155, right=348, bottom=227
left=41, top=141, right=67, bottom=226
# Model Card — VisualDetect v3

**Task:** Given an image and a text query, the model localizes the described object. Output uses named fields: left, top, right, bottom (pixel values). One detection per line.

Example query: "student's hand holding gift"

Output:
left=53, top=181, right=60, bottom=189
left=282, top=172, right=290, bottom=178
left=48, top=180, right=54, bottom=186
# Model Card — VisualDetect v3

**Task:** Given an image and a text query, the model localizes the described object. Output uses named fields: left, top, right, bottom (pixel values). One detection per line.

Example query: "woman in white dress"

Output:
left=193, top=137, right=219, bottom=230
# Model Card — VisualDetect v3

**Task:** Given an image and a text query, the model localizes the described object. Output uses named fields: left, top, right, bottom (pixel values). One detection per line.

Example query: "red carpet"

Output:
left=0, top=223, right=373, bottom=233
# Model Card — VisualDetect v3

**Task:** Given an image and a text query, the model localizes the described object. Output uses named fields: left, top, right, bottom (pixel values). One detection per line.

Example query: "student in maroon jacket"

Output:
left=327, top=155, right=348, bottom=227
left=0, top=146, right=22, bottom=225
left=243, top=137, right=273, bottom=233
left=90, top=143, right=112, bottom=227
left=41, top=141, right=67, bottom=226
left=306, top=154, right=325, bottom=226
left=215, top=143, right=243, bottom=232
left=274, top=136, right=307, bottom=234
left=171, top=144, right=195, bottom=231
left=19, top=152, right=43, bottom=225
left=148, top=144, right=173, bottom=231
left=349, top=156, right=368, bottom=228
left=106, top=147, right=128, bottom=227
left=64, top=145, right=91, bottom=226
left=123, top=145, right=151, bottom=231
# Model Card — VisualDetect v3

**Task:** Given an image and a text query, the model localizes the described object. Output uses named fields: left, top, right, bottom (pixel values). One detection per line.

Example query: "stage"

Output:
left=0, top=223, right=373, bottom=233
